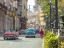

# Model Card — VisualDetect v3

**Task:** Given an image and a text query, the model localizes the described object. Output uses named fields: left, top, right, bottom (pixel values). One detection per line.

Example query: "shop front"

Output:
left=20, top=17, right=27, bottom=29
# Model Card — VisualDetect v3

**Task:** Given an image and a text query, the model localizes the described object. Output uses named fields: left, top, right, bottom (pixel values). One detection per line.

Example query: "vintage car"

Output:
left=25, top=28, right=36, bottom=38
left=19, top=29, right=25, bottom=35
left=3, top=30, right=19, bottom=40
left=35, top=28, right=40, bottom=34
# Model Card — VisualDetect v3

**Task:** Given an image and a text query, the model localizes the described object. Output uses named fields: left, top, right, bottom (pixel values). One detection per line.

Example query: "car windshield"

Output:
left=6, top=30, right=15, bottom=32
left=30, top=29, right=34, bottom=31
left=26, top=29, right=35, bottom=31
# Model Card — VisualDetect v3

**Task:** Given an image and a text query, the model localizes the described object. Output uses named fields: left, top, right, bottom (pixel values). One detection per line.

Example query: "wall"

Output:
left=0, top=0, right=4, bottom=4
left=15, top=16, right=20, bottom=30
left=22, top=0, right=27, bottom=17
left=0, top=9, right=5, bottom=30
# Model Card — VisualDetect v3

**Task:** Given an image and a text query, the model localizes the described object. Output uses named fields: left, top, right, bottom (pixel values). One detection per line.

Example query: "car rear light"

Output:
left=4, top=33, right=14, bottom=36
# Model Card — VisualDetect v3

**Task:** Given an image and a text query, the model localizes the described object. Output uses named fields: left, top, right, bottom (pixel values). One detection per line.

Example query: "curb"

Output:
left=41, top=38, right=44, bottom=48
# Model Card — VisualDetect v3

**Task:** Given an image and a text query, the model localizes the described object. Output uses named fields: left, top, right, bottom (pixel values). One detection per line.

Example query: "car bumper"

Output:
left=26, top=34, right=35, bottom=36
left=4, top=36, right=15, bottom=39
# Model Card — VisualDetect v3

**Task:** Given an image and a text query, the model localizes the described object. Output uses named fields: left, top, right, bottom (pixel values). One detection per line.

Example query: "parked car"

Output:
left=35, top=29, right=40, bottom=34
left=19, top=29, right=25, bottom=35
left=25, top=28, right=36, bottom=38
left=3, top=30, right=19, bottom=40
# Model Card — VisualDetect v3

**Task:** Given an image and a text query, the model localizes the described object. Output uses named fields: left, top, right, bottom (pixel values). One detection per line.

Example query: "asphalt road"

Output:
left=0, top=34, right=42, bottom=48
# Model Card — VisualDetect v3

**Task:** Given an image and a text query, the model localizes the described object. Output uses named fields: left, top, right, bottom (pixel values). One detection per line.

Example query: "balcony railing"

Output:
left=0, top=3, right=7, bottom=10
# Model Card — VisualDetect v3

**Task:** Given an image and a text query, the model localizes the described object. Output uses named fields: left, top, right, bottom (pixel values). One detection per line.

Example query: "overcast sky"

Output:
left=27, top=0, right=35, bottom=11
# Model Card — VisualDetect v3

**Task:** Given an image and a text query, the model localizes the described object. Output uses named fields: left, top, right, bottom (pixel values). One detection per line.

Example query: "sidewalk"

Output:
left=41, top=38, right=44, bottom=48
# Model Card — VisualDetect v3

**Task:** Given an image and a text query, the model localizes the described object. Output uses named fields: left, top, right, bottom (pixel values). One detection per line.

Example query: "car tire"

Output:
left=4, top=37, right=5, bottom=40
left=14, top=38, right=16, bottom=40
left=16, top=38, right=18, bottom=39
left=34, top=36, right=35, bottom=38
left=26, top=36, right=27, bottom=38
left=7, top=38, right=8, bottom=40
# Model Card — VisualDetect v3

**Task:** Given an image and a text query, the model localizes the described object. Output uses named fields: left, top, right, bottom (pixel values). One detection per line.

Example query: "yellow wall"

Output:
left=39, top=12, right=46, bottom=28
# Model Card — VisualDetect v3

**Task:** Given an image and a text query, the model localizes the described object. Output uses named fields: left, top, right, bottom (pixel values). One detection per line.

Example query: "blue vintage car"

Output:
left=25, top=28, right=36, bottom=38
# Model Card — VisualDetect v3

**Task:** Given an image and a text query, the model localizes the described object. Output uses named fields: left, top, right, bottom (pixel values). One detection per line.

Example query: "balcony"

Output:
left=0, top=3, right=7, bottom=11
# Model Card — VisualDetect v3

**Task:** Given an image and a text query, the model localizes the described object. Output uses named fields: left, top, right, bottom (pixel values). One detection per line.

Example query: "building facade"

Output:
left=33, top=0, right=38, bottom=12
left=0, top=0, right=27, bottom=31
left=38, top=6, right=46, bottom=29
left=4, top=0, right=13, bottom=30
left=34, top=5, right=46, bottom=29
left=17, top=0, right=27, bottom=29
left=0, top=1, right=7, bottom=30
left=27, top=11, right=38, bottom=28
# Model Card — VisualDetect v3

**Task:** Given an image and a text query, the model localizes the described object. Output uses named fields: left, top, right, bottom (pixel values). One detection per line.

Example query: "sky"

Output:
left=27, top=0, right=35, bottom=11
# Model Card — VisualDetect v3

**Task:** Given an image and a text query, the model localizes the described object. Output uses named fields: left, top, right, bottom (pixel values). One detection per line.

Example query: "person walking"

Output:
left=39, top=29, right=44, bottom=39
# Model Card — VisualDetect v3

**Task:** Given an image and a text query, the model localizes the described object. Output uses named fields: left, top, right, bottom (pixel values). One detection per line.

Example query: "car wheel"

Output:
left=19, top=33, right=21, bottom=35
left=7, top=38, right=8, bottom=40
left=26, top=36, right=27, bottom=38
left=34, top=36, right=35, bottom=38
left=4, top=37, right=5, bottom=40
left=16, top=38, right=18, bottom=39
left=14, top=38, right=16, bottom=40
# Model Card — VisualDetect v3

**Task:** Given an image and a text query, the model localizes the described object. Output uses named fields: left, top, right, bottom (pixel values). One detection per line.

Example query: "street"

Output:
left=0, top=34, right=42, bottom=48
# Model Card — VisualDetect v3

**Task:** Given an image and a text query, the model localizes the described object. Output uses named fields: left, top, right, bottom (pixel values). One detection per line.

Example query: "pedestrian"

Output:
left=39, top=29, right=44, bottom=39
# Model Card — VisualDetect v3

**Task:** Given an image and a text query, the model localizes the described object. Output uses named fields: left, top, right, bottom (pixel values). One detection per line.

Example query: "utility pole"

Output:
left=49, top=0, right=52, bottom=29
left=55, top=0, right=58, bottom=29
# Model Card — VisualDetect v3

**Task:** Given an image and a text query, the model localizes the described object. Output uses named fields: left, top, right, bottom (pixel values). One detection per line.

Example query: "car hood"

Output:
left=4, top=32, right=15, bottom=35
left=26, top=31, right=35, bottom=34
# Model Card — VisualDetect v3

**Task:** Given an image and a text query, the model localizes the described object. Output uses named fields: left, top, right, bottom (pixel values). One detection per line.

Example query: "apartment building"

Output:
left=38, top=6, right=46, bottom=28
left=0, top=0, right=18, bottom=30
left=0, top=0, right=27, bottom=31
left=17, top=0, right=27, bottom=29
left=4, top=0, right=13, bottom=30
left=0, top=0, right=7, bottom=30
left=34, top=5, right=46, bottom=29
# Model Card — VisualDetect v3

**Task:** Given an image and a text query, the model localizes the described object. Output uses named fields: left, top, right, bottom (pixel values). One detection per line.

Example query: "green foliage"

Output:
left=48, top=36, right=58, bottom=48
left=61, top=42, right=64, bottom=48
left=44, top=31, right=58, bottom=48
left=36, top=0, right=64, bottom=21
left=36, top=0, right=64, bottom=15
left=58, top=0, right=64, bottom=15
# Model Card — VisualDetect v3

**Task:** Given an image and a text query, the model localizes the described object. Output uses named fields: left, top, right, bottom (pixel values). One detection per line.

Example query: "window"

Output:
left=18, top=5, right=22, bottom=10
left=17, top=11, right=22, bottom=16
left=18, top=0, right=22, bottom=4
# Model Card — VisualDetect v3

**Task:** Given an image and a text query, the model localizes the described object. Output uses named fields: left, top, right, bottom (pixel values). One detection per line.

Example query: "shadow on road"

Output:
left=0, top=38, right=30, bottom=42
left=19, top=34, right=41, bottom=38
left=35, top=34, right=40, bottom=38
left=0, top=34, right=41, bottom=42
left=0, top=38, right=22, bottom=42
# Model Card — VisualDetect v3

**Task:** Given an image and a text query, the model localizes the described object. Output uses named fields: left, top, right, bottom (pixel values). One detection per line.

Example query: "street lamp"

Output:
left=55, top=0, right=58, bottom=29
left=49, top=0, right=52, bottom=29
left=46, top=16, right=48, bottom=29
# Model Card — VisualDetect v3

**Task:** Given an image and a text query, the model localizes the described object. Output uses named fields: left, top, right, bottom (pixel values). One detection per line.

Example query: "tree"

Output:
left=58, top=0, right=64, bottom=15
left=36, top=0, right=64, bottom=20
left=36, top=0, right=55, bottom=26
left=36, top=0, right=64, bottom=29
